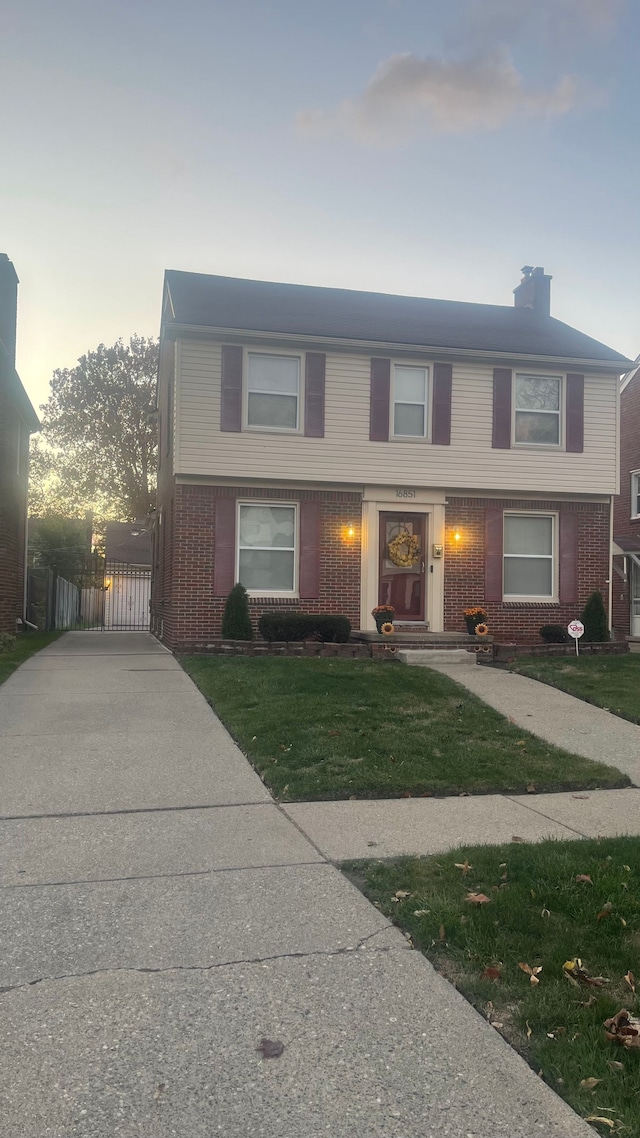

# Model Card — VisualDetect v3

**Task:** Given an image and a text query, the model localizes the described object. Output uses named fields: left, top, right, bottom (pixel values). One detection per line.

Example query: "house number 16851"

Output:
left=396, top=489, right=416, bottom=498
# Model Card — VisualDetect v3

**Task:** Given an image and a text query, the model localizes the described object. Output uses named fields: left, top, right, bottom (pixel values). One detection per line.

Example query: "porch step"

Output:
left=397, top=649, right=477, bottom=667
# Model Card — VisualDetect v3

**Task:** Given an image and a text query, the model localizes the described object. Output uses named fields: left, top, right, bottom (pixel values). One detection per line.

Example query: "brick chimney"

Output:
left=513, top=265, right=552, bottom=317
left=0, top=252, right=19, bottom=366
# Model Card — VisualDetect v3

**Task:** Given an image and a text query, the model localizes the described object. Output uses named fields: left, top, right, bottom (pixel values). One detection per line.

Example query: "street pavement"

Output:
left=0, top=633, right=597, bottom=1137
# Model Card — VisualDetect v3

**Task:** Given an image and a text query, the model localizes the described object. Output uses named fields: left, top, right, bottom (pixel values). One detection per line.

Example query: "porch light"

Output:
left=104, top=577, right=112, bottom=590
left=343, top=522, right=356, bottom=542
left=452, top=528, right=462, bottom=543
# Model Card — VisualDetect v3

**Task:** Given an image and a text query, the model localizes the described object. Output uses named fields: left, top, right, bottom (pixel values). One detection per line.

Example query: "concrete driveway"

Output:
left=0, top=633, right=594, bottom=1138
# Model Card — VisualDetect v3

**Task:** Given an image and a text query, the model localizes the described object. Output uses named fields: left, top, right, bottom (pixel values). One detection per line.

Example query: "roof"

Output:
left=614, top=535, right=640, bottom=555
left=105, top=522, right=152, bottom=566
left=621, top=354, right=640, bottom=393
left=163, top=270, right=632, bottom=368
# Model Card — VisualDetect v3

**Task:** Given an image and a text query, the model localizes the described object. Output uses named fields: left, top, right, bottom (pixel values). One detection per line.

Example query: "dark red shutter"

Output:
left=559, top=511, right=578, bottom=604
left=214, top=497, right=236, bottom=596
left=566, top=373, right=584, bottom=453
left=485, top=507, right=504, bottom=602
left=492, top=368, right=512, bottom=449
left=304, top=352, right=325, bottom=437
left=299, top=500, right=321, bottom=599
left=221, top=345, right=242, bottom=432
left=369, top=358, right=390, bottom=441
left=432, top=363, right=452, bottom=445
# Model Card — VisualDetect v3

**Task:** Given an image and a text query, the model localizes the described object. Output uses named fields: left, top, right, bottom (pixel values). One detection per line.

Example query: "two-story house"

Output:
left=0, top=254, right=39, bottom=635
left=152, top=266, right=631, bottom=650
left=612, top=356, right=640, bottom=639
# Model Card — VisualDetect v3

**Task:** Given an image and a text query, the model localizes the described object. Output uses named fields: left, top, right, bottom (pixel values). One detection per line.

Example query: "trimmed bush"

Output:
left=539, top=624, right=570, bottom=644
left=258, top=612, right=351, bottom=643
left=580, top=590, right=609, bottom=643
left=221, top=583, right=253, bottom=640
left=0, top=632, right=17, bottom=654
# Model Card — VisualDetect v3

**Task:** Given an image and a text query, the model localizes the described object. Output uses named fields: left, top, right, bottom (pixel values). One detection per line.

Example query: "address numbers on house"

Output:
left=395, top=489, right=416, bottom=498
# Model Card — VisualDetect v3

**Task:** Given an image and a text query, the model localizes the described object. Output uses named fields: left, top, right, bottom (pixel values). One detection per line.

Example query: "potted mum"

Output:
left=372, top=604, right=395, bottom=633
left=463, top=606, right=487, bottom=635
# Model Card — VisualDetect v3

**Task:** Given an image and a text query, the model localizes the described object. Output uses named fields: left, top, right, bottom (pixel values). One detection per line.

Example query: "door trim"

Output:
left=378, top=512, right=426, bottom=621
left=360, top=497, right=445, bottom=631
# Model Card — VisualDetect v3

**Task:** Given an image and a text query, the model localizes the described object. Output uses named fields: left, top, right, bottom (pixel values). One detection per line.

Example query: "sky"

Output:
left=3, top=0, right=639, bottom=412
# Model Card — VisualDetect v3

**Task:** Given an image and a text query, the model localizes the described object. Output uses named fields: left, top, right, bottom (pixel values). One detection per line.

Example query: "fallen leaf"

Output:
left=465, top=892, right=491, bottom=905
left=499, top=863, right=507, bottom=869
left=438, top=924, right=446, bottom=941
left=541, top=907, right=551, bottom=919
left=572, top=794, right=589, bottom=800
left=526, top=783, right=536, bottom=793
left=327, top=730, right=341, bottom=736
left=584, top=1117, right=615, bottom=1130
left=604, top=1009, right=640, bottom=1049
left=500, top=871, right=508, bottom=881
left=580, top=1077, right=601, bottom=1090
left=458, top=791, right=470, bottom=797
left=413, top=909, right=430, bottom=917
left=563, top=958, right=610, bottom=988
left=607, top=1060, right=624, bottom=1071
left=454, top=859, right=473, bottom=875
left=580, top=995, right=597, bottom=1008
left=624, top=971, right=636, bottom=994
left=576, top=874, right=593, bottom=885
left=516, top=740, right=526, bottom=746
left=512, top=835, right=526, bottom=843
left=394, top=890, right=411, bottom=899
left=623, top=865, right=631, bottom=873
left=526, top=1021, right=532, bottom=1039
left=366, top=841, right=377, bottom=847
left=481, top=966, right=502, bottom=981
left=597, top=902, right=613, bottom=922
left=519, top=962, right=543, bottom=985
left=257, top=1039, right=285, bottom=1059
left=490, top=1021, right=504, bottom=1029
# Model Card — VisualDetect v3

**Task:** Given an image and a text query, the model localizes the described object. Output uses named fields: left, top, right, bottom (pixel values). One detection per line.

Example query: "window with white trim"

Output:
left=392, top=365, right=428, bottom=438
left=514, top=374, right=562, bottom=446
left=237, top=503, right=297, bottom=594
left=632, top=472, right=640, bottom=520
left=503, top=513, right=555, bottom=599
left=246, top=353, right=300, bottom=430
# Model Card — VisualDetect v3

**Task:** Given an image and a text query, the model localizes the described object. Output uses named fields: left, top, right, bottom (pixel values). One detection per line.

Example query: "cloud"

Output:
left=297, top=49, right=576, bottom=146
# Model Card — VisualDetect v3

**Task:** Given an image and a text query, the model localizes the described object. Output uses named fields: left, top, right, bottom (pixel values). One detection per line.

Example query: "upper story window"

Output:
left=237, top=502, right=297, bottom=594
left=514, top=374, right=562, bottom=446
left=503, top=512, right=556, bottom=600
left=392, top=365, right=429, bottom=438
left=246, top=353, right=300, bottom=431
left=631, top=472, right=640, bottom=520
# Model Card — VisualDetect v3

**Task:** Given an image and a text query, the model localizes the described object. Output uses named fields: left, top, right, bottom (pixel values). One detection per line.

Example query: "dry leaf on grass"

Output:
left=596, top=902, right=613, bottom=922
left=575, top=874, right=593, bottom=885
left=519, top=962, right=543, bottom=985
left=438, top=924, right=446, bottom=941
left=526, top=783, right=536, bottom=793
left=584, top=1118, right=615, bottom=1130
left=465, top=892, right=491, bottom=905
left=413, top=909, right=429, bottom=917
left=563, top=959, right=610, bottom=988
left=257, top=1039, right=285, bottom=1059
left=393, top=890, right=411, bottom=900
left=481, top=966, right=502, bottom=981
left=579, top=1077, right=601, bottom=1090
left=607, top=1060, right=624, bottom=1071
left=624, top=971, right=636, bottom=994
left=454, top=859, right=473, bottom=875
left=604, top=1009, right=640, bottom=1049
left=526, top=1021, right=532, bottom=1039
left=511, top=835, right=526, bottom=843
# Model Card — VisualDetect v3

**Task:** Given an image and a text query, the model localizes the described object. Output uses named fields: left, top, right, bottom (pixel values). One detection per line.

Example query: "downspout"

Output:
left=608, top=494, right=614, bottom=633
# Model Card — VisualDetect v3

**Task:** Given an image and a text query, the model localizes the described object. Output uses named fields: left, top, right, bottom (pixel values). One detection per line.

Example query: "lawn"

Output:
left=349, top=837, right=640, bottom=1137
left=180, top=656, right=628, bottom=800
left=0, top=632, right=61, bottom=687
left=508, top=655, right=640, bottom=726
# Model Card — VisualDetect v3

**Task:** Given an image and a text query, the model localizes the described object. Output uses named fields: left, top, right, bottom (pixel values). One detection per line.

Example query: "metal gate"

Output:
left=27, top=556, right=151, bottom=631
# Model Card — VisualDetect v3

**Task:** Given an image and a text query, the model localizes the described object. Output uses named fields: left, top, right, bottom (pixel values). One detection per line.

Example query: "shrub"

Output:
left=580, top=590, right=609, bottom=642
left=258, top=612, right=351, bottom=643
left=539, top=624, right=570, bottom=644
left=0, top=632, right=16, bottom=654
left=221, top=583, right=253, bottom=640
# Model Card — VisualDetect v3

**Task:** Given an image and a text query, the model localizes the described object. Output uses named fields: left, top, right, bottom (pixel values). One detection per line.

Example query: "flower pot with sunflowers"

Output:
left=463, top=606, right=487, bottom=635
left=372, top=604, right=395, bottom=633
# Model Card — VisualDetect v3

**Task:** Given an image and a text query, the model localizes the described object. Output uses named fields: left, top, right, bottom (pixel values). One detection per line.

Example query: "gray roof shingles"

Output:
left=164, top=270, right=631, bottom=367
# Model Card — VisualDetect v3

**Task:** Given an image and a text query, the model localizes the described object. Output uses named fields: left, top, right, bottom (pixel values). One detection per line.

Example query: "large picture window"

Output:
left=237, top=504, right=296, bottom=593
left=514, top=374, right=562, bottom=446
left=247, top=353, right=300, bottom=430
left=503, top=513, right=555, bottom=599
left=392, top=366, right=428, bottom=438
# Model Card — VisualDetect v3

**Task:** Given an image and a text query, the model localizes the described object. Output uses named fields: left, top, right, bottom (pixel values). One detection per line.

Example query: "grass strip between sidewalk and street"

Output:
left=0, top=632, right=62, bottom=687
left=508, top=655, right=640, bottom=726
left=346, top=836, right=640, bottom=1137
left=180, top=656, right=628, bottom=800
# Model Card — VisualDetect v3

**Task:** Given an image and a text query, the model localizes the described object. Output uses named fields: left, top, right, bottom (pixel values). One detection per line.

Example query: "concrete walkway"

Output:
left=0, top=633, right=594, bottom=1138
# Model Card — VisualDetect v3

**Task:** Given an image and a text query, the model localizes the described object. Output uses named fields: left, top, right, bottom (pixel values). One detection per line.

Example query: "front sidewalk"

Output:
left=1, top=633, right=594, bottom=1137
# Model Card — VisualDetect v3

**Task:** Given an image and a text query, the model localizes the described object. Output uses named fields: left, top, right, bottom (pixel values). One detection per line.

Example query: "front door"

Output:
left=378, top=513, right=426, bottom=622
left=632, top=561, right=640, bottom=637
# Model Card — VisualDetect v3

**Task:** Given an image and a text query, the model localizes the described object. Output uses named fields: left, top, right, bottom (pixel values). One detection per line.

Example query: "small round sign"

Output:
left=567, top=620, right=584, bottom=639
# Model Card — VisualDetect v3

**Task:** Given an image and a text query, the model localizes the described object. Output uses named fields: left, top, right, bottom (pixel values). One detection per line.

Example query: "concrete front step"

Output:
left=397, top=649, right=477, bottom=667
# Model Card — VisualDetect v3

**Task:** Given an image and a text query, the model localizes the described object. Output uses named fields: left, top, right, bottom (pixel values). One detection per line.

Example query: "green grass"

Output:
left=349, top=837, right=640, bottom=1136
left=180, top=656, right=628, bottom=800
left=508, top=655, right=640, bottom=726
left=0, top=632, right=62, bottom=686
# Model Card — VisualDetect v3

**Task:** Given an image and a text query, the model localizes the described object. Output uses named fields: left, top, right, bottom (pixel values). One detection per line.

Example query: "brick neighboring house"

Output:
left=151, top=266, right=631, bottom=650
left=612, top=356, right=640, bottom=638
left=0, top=254, right=39, bottom=635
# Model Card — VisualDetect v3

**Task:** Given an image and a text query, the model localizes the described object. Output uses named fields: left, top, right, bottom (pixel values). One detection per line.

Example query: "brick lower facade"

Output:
left=153, top=482, right=611, bottom=650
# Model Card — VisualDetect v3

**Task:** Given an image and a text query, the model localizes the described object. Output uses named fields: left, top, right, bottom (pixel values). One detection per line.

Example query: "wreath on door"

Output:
left=387, top=530, right=420, bottom=568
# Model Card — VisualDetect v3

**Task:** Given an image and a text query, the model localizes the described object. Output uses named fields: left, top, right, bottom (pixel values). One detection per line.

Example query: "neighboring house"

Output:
left=612, top=356, right=640, bottom=638
left=104, top=521, right=151, bottom=630
left=0, top=254, right=39, bottom=635
left=152, top=266, right=631, bottom=649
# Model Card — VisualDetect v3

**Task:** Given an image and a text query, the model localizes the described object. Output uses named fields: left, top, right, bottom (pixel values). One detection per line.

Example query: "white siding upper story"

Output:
left=173, top=338, right=619, bottom=496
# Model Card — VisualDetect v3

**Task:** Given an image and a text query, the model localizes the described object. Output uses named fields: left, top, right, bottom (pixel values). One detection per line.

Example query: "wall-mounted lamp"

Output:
left=452, top=528, right=462, bottom=543
left=104, top=577, right=112, bottom=591
left=346, top=524, right=355, bottom=539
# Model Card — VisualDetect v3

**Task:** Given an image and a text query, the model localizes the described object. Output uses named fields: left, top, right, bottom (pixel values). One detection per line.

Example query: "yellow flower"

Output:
left=475, top=623, right=489, bottom=637
left=381, top=622, right=395, bottom=635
